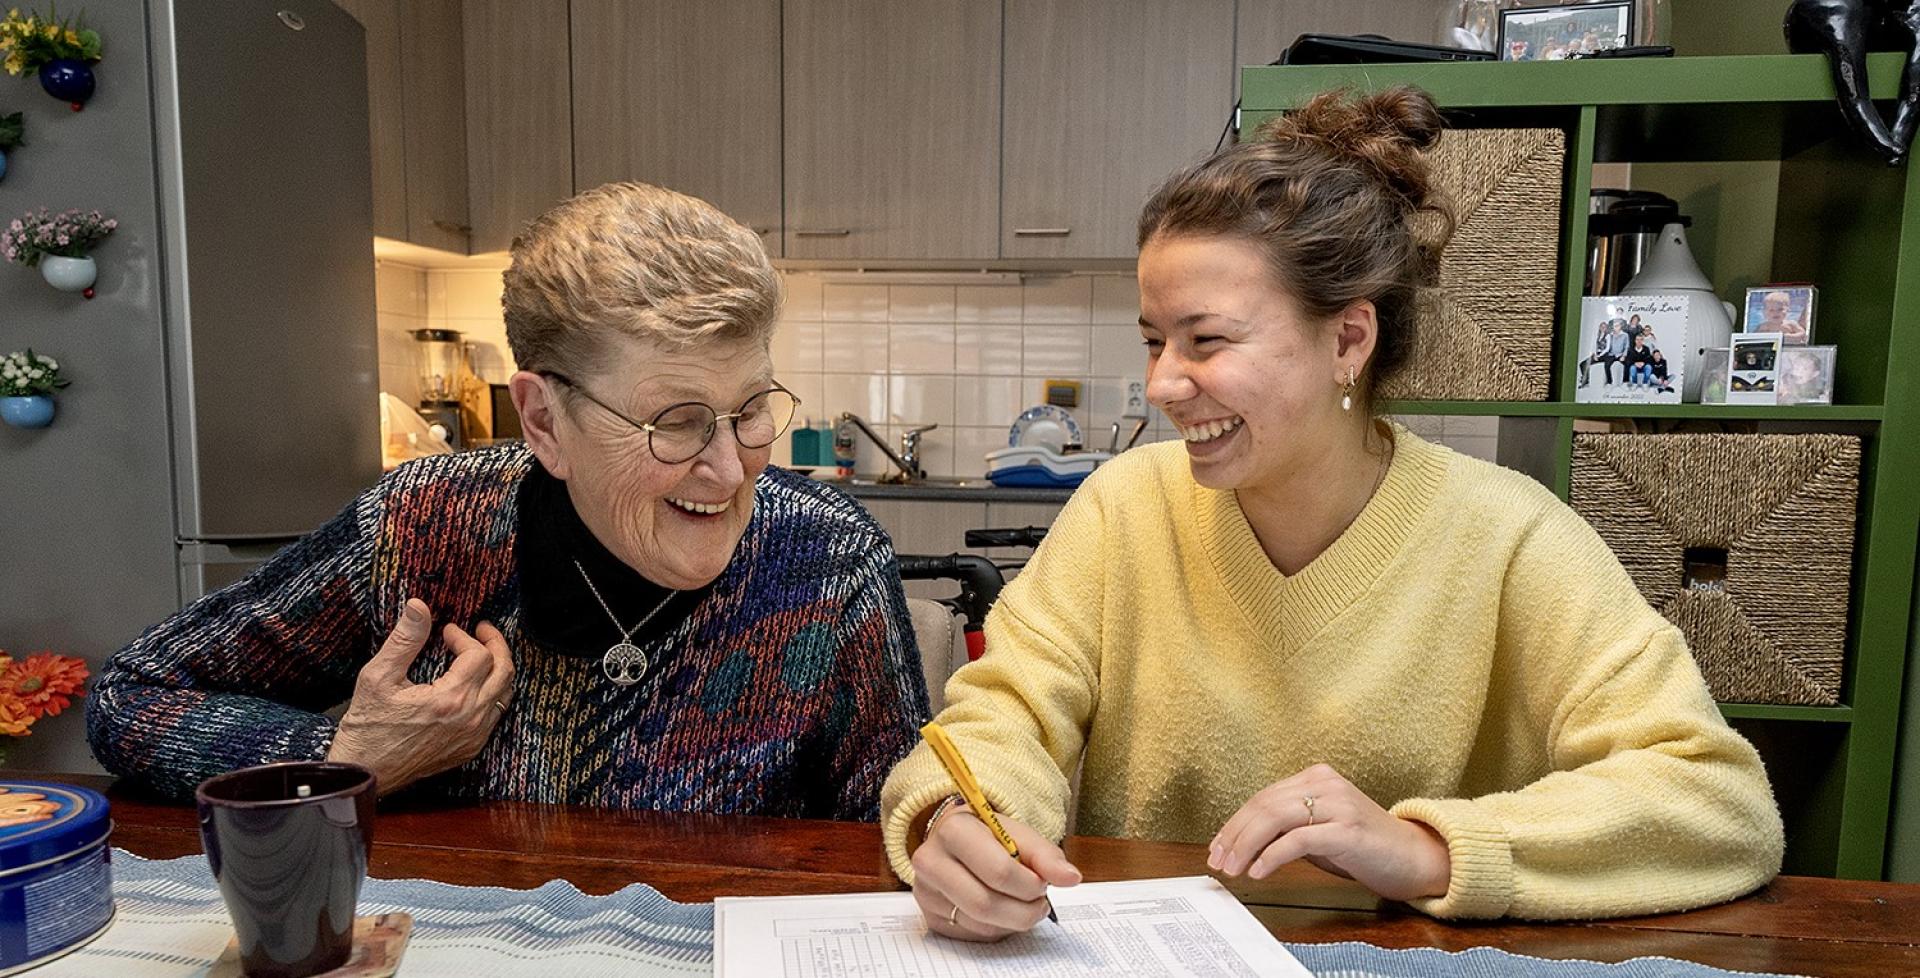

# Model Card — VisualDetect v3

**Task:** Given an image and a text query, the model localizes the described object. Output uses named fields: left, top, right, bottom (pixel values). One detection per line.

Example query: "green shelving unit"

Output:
left=1243, top=54, right=1919, bottom=880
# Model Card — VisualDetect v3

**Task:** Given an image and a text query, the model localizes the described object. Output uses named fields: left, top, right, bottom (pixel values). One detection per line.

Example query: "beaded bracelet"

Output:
left=925, top=793, right=967, bottom=840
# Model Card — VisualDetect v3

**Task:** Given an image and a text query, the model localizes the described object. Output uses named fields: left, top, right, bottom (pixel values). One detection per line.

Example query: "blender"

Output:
left=411, top=328, right=466, bottom=449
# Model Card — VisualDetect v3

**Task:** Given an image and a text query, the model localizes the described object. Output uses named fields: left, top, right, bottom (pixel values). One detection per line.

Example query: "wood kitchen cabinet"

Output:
left=400, top=0, right=470, bottom=252
left=331, top=0, right=406, bottom=239
left=1001, top=0, right=1233, bottom=259
left=1235, top=0, right=1441, bottom=92
left=570, top=0, right=782, bottom=253
left=783, top=0, right=1000, bottom=260
left=465, top=0, right=573, bottom=254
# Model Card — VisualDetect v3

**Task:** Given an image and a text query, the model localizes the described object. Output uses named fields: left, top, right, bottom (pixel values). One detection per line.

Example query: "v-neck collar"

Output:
left=1193, top=423, right=1450, bottom=652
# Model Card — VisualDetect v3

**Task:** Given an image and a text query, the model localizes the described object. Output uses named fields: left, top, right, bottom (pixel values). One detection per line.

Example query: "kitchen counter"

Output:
left=812, top=475, right=1074, bottom=504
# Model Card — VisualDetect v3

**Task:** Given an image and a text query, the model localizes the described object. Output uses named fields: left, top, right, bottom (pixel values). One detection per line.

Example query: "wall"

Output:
left=1670, top=0, right=1787, bottom=57
left=372, top=267, right=1502, bottom=479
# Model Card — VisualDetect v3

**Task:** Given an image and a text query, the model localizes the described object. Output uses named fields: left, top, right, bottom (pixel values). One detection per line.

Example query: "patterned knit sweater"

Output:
left=882, top=428, right=1783, bottom=920
left=87, top=446, right=929, bottom=819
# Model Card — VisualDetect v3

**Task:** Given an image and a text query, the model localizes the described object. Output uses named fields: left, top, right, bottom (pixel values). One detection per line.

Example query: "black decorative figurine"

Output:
left=1786, top=0, right=1920, bottom=163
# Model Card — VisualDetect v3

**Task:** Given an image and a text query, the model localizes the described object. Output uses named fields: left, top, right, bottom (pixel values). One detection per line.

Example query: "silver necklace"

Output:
left=572, top=559, right=678, bottom=687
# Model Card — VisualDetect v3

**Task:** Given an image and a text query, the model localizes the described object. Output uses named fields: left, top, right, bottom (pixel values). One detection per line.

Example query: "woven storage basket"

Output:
left=1569, top=433, right=1860, bottom=705
left=1378, top=127, right=1563, bottom=402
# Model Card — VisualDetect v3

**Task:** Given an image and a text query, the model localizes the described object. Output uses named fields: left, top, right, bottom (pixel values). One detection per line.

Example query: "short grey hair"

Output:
left=503, top=182, right=782, bottom=379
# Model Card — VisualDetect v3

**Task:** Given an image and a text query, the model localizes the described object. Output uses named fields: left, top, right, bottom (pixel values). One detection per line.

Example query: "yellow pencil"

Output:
left=921, top=721, right=1059, bottom=924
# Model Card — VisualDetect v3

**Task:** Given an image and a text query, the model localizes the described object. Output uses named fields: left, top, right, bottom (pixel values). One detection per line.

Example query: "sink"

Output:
left=827, top=475, right=992, bottom=489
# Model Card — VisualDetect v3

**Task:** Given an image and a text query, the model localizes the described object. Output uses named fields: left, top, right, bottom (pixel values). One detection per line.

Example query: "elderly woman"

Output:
left=88, top=182, right=929, bottom=818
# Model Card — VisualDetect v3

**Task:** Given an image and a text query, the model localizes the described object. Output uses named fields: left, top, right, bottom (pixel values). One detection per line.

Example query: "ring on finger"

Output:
left=947, top=904, right=960, bottom=926
left=1302, top=794, right=1318, bottom=826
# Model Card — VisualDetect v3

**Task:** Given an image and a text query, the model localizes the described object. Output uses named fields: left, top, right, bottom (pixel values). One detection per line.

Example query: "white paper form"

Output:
left=715, top=875, right=1313, bottom=978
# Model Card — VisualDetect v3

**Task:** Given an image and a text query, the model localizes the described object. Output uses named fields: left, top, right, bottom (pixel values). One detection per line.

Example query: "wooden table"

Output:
left=80, top=776, right=1919, bottom=977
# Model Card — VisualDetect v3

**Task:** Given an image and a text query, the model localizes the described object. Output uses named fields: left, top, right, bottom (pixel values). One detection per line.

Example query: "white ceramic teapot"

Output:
left=1623, top=221, right=1738, bottom=402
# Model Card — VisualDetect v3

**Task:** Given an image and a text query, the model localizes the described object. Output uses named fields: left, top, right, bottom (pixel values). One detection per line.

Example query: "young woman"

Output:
left=881, top=87, right=1782, bottom=941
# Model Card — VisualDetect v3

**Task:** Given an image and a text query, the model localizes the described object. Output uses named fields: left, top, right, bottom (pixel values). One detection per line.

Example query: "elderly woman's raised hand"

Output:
left=325, top=598, right=516, bottom=796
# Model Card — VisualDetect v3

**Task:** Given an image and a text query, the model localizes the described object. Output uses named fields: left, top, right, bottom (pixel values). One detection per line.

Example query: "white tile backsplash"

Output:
left=888, top=375, right=956, bottom=427
left=783, top=274, right=824, bottom=322
left=1022, top=275, right=1093, bottom=324
left=889, top=322, right=956, bottom=375
left=818, top=372, right=889, bottom=421
left=781, top=374, right=827, bottom=427
left=821, top=322, right=890, bottom=373
left=1091, top=275, right=1140, bottom=325
left=1023, top=325, right=1093, bottom=376
left=821, top=283, right=889, bottom=322
left=956, top=285, right=1022, bottom=323
left=954, top=323, right=1025, bottom=375
left=1090, top=325, right=1148, bottom=379
left=439, top=269, right=509, bottom=320
left=375, top=261, right=428, bottom=316
left=954, top=376, right=1027, bottom=427
left=771, top=319, right=825, bottom=375
left=888, top=285, right=957, bottom=323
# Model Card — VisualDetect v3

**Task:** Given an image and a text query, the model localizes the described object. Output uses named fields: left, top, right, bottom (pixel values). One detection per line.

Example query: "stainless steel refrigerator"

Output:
left=0, top=0, right=380, bottom=772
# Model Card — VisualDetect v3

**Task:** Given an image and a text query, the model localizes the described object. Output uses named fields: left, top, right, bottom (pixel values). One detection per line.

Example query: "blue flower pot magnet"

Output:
left=36, top=59, right=94, bottom=110
left=0, top=395, right=55, bottom=429
left=0, top=149, right=8, bottom=181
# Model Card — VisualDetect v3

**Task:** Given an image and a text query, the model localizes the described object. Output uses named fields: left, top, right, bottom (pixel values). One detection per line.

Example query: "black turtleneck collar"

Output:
left=514, top=459, right=709, bottom=657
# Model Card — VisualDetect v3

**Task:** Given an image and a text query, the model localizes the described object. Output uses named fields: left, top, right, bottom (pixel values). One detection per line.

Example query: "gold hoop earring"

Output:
left=1340, top=367, right=1357, bottom=413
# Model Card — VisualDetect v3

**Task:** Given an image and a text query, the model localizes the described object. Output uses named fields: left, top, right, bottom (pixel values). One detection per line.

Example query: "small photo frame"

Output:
left=1728, top=332, right=1783, bottom=405
left=1497, top=2, right=1633, bottom=62
left=1743, top=284, right=1817, bottom=345
left=1699, top=347, right=1730, bottom=404
left=1777, top=345, right=1837, bottom=405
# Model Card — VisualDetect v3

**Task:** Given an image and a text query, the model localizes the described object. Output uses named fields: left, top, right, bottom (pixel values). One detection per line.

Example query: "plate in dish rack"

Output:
left=1007, top=405, right=1082, bottom=450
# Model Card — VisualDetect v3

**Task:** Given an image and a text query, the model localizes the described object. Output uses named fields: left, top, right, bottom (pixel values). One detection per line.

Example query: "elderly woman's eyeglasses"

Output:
left=543, top=373, right=800, bottom=465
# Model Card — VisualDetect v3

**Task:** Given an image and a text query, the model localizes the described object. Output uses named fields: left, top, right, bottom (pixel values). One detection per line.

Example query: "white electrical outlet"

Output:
left=1124, top=379, right=1147, bottom=416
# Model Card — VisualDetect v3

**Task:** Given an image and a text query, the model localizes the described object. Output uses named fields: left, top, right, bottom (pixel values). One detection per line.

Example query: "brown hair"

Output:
left=503, top=182, right=782, bottom=381
left=1136, top=86, right=1453, bottom=410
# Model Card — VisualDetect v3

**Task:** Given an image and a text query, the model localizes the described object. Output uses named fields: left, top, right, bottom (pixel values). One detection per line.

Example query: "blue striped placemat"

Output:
left=51, top=851, right=1799, bottom=978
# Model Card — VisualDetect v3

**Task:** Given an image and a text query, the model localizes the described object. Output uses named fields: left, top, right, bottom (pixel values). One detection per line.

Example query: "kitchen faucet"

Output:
left=837, top=412, right=937, bottom=482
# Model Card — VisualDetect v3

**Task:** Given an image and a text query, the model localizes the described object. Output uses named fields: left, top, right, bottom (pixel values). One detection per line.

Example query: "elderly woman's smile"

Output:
left=544, top=339, right=780, bottom=592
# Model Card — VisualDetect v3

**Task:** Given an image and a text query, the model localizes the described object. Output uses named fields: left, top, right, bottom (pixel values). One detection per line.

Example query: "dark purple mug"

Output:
left=196, top=762, right=377, bottom=978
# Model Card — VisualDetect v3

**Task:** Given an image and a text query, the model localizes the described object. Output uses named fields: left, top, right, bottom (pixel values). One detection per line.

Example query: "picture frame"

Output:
left=1742, top=284, right=1818, bottom=345
left=1574, top=294, right=1685, bottom=404
left=1777, top=345, right=1838, bottom=405
left=1497, top=2, right=1634, bottom=62
left=1728, top=332, right=1783, bottom=405
left=1699, top=347, right=1731, bottom=404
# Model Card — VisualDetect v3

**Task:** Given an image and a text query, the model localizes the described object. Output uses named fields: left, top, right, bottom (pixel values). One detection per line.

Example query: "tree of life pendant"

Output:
left=602, top=642, right=648, bottom=686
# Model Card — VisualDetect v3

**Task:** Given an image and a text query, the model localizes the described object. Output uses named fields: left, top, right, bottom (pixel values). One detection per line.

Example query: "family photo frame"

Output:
left=1575, top=294, right=1686, bottom=404
left=1497, top=1, right=1634, bottom=62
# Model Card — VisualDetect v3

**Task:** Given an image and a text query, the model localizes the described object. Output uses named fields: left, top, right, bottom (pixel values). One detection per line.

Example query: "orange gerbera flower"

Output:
left=0, top=654, right=87, bottom=719
left=0, top=692, right=34, bottom=737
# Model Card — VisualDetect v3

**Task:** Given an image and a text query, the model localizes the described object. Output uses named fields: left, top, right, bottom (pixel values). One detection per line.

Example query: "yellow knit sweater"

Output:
left=881, top=427, right=1783, bottom=920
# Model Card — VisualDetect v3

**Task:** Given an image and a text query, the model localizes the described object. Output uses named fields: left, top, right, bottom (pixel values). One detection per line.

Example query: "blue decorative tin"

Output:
left=0, top=781, right=113, bottom=975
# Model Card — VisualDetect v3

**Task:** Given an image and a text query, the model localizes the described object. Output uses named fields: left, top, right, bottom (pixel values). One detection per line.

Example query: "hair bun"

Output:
left=1252, top=86, right=1445, bottom=212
